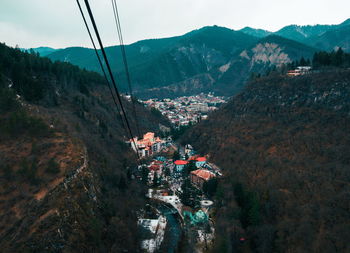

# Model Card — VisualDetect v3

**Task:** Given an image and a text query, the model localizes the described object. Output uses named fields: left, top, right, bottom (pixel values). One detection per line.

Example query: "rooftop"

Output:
left=196, top=157, right=206, bottom=162
left=191, top=169, right=215, bottom=181
left=174, top=160, right=188, bottom=165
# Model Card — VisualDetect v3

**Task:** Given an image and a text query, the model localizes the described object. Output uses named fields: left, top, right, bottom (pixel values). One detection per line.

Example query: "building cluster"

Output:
left=287, top=66, right=312, bottom=77
left=137, top=143, right=221, bottom=252
left=128, top=132, right=168, bottom=158
left=174, top=155, right=217, bottom=189
left=141, top=143, right=220, bottom=192
left=140, top=93, right=227, bottom=127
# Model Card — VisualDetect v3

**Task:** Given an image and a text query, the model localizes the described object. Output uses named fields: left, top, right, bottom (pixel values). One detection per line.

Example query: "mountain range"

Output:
left=29, top=19, right=350, bottom=98
left=2, top=16, right=350, bottom=252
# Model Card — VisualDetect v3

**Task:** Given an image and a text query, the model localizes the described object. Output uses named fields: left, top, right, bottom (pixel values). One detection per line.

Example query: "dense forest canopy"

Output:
left=0, top=43, right=104, bottom=102
left=291, top=48, right=350, bottom=68
left=183, top=69, right=350, bottom=252
left=0, top=42, right=170, bottom=252
left=312, top=48, right=350, bottom=68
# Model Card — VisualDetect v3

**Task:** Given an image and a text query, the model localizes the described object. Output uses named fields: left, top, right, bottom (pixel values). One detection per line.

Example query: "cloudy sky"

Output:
left=1, top=0, right=349, bottom=49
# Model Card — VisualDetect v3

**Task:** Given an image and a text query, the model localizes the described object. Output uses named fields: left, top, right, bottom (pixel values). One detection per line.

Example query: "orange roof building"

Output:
left=196, top=157, right=206, bottom=162
left=129, top=132, right=164, bottom=157
left=190, top=169, right=215, bottom=188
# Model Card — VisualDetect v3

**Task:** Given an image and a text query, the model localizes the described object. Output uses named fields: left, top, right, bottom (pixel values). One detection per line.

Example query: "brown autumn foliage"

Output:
left=0, top=43, right=169, bottom=252
left=183, top=70, right=350, bottom=252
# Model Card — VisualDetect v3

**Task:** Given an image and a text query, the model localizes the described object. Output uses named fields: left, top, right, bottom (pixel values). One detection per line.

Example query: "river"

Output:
left=157, top=204, right=182, bottom=253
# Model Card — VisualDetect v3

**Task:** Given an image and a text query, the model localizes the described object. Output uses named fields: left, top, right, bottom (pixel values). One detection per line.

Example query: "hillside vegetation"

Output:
left=183, top=70, right=350, bottom=252
left=46, top=27, right=260, bottom=98
left=43, top=26, right=320, bottom=99
left=0, top=43, right=169, bottom=252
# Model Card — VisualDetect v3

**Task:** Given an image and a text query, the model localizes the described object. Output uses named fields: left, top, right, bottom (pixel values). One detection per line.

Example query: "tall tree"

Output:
left=141, top=166, right=149, bottom=185
left=180, top=179, right=201, bottom=208
left=203, top=178, right=218, bottom=198
left=182, top=160, right=197, bottom=178
left=172, top=151, right=180, bottom=161
left=153, top=173, right=159, bottom=187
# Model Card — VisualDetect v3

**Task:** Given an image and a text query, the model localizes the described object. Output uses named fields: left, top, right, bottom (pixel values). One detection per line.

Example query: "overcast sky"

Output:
left=1, top=0, right=349, bottom=49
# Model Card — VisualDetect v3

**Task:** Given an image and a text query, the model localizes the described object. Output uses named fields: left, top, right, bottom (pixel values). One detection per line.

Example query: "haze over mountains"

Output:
left=28, top=18, right=350, bottom=98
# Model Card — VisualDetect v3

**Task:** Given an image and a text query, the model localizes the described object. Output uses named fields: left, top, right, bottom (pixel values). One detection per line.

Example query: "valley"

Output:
left=1, top=11, right=350, bottom=253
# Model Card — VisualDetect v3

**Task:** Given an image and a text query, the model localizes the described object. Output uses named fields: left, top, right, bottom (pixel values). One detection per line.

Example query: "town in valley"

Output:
left=138, top=93, right=227, bottom=127
left=127, top=132, right=224, bottom=252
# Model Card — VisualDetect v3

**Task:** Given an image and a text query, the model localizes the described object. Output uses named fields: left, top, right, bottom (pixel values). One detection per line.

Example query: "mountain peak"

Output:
left=26, top=46, right=58, bottom=56
left=239, top=27, right=272, bottom=38
left=340, top=18, right=350, bottom=26
left=189, top=25, right=234, bottom=34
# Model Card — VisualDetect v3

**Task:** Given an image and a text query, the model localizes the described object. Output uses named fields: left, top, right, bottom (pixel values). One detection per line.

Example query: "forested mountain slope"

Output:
left=44, top=27, right=321, bottom=99
left=241, top=18, right=350, bottom=52
left=238, top=27, right=272, bottom=38
left=182, top=70, right=350, bottom=252
left=34, top=19, right=350, bottom=99
left=46, top=26, right=260, bottom=98
left=275, top=24, right=337, bottom=43
left=44, top=26, right=318, bottom=99
left=25, top=46, right=58, bottom=57
left=0, top=43, right=169, bottom=252
left=212, top=35, right=317, bottom=96
left=115, top=32, right=316, bottom=98
left=307, top=25, right=350, bottom=52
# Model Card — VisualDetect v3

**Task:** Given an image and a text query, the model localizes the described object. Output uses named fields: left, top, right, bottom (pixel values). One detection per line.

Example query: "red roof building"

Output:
left=174, top=160, right=188, bottom=172
left=196, top=157, right=206, bottom=162
left=190, top=169, right=215, bottom=188
left=194, top=156, right=207, bottom=168
left=174, top=160, right=188, bottom=165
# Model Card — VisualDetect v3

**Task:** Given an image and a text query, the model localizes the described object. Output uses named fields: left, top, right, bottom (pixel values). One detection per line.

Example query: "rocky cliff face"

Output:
left=250, top=43, right=291, bottom=66
left=134, top=33, right=317, bottom=99
left=208, top=35, right=317, bottom=97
